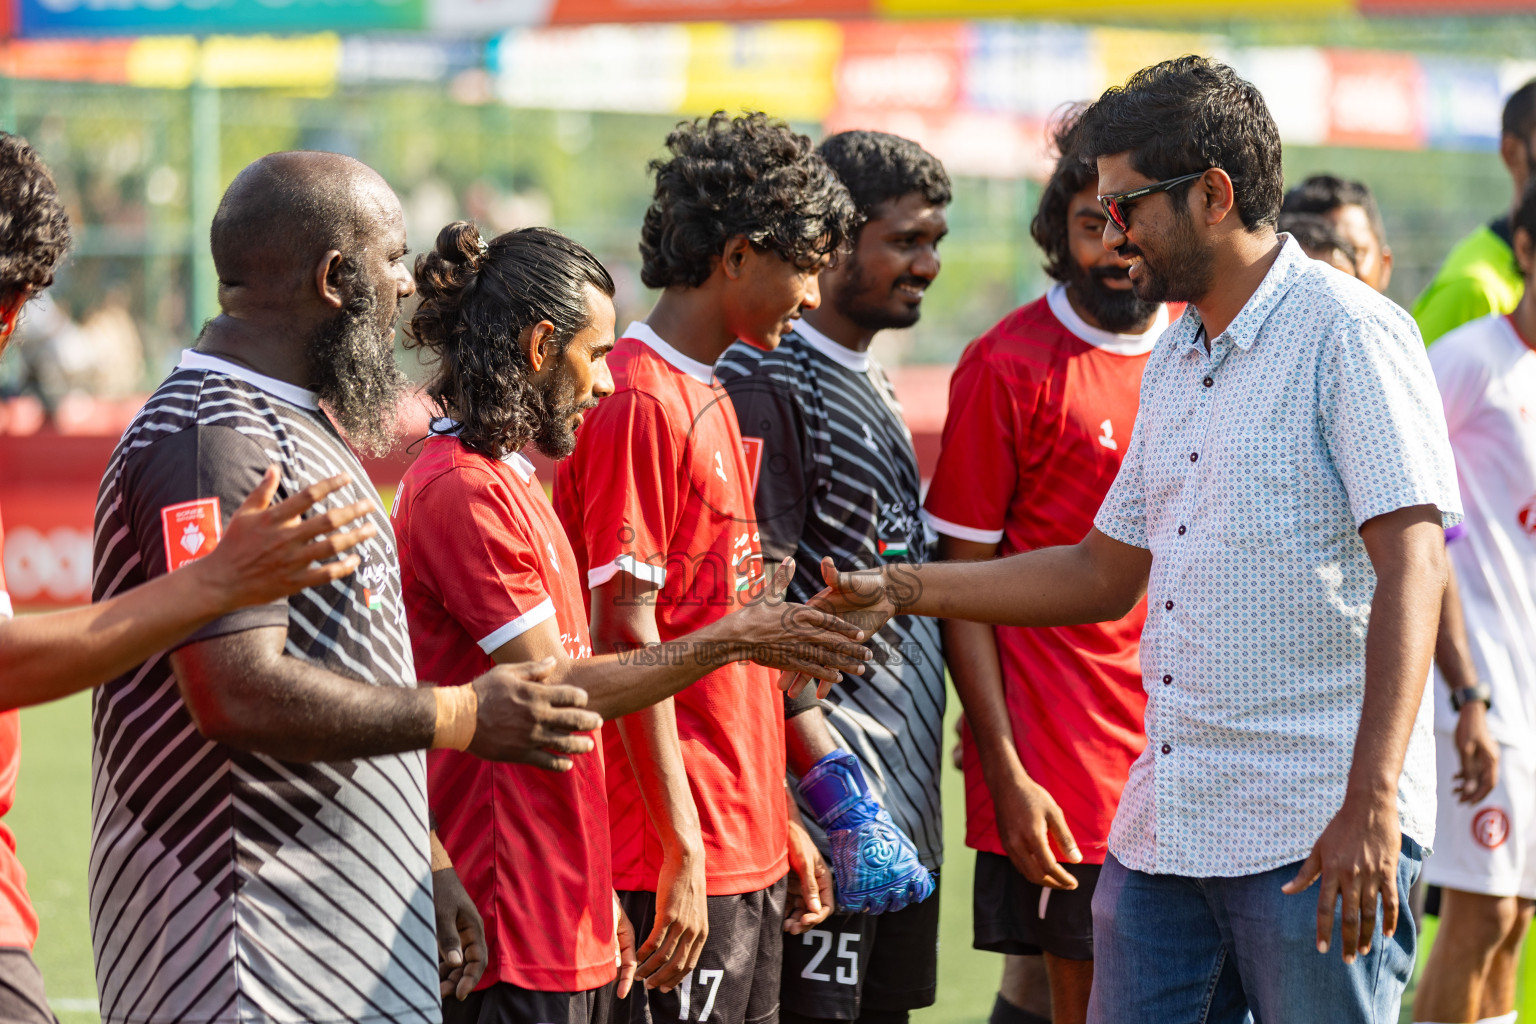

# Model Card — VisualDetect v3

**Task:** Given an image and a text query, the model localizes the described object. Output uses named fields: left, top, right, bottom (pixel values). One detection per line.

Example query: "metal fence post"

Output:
left=189, top=81, right=221, bottom=332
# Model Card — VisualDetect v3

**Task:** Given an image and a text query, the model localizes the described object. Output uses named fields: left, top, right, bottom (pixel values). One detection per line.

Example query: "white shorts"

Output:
left=1423, top=733, right=1536, bottom=900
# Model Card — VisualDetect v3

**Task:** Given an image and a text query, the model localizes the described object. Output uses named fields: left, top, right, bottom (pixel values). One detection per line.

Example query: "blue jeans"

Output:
left=1087, top=835, right=1423, bottom=1023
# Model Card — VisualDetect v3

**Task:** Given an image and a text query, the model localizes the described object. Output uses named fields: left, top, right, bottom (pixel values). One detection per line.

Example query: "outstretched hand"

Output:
left=782, top=557, right=903, bottom=699
left=734, top=558, right=872, bottom=692
left=195, top=466, right=379, bottom=613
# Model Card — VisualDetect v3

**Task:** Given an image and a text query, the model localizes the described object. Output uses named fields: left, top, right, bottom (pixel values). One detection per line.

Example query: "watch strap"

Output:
left=1451, top=681, right=1492, bottom=712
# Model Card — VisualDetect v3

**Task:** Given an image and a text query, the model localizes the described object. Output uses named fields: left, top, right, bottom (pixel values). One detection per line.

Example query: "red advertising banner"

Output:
left=1324, top=48, right=1426, bottom=150
left=835, top=20, right=966, bottom=112
left=0, top=38, right=131, bottom=81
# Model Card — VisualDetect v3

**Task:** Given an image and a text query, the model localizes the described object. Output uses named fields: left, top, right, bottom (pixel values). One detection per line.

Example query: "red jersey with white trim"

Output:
left=0, top=507, right=35, bottom=950
left=394, top=434, right=613, bottom=993
left=554, top=324, right=788, bottom=896
left=922, top=286, right=1160, bottom=865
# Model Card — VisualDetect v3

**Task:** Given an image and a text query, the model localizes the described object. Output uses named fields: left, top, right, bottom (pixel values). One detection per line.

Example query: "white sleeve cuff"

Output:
left=477, top=597, right=557, bottom=653
left=586, top=553, right=668, bottom=590
left=920, top=510, right=1004, bottom=545
left=0, top=592, right=11, bottom=620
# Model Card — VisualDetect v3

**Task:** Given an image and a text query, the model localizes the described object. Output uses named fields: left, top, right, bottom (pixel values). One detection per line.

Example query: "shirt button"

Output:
left=1203, top=376, right=1214, bottom=388
left=1189, top=452, right=1199, bottom=463
left=1177, top=525, right=1186, bottom=536
left=1163, top=674, right=1172, bottom=685
left=1164, top=600, right=1174, bottom=611
left=1161, top=743, right=1172, bottom=755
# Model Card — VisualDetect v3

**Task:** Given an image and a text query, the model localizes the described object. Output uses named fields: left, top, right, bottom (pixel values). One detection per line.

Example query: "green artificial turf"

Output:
left=9, top=687, right=1534, bottom=1023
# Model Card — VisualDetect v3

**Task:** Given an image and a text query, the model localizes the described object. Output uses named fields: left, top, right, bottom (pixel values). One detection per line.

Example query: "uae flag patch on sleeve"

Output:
left=877, top=538, right=909, bottom=558
left=161, top=497, right=222, bottom=571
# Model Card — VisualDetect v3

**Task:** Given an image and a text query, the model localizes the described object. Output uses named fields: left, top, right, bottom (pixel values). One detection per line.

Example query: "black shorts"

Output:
left=445, top=980, right=606, bottom=1024
left=972, top=851, right=1100, bottom=961
left=597, top=878, right=788, bottom=1024
left=0, top=948, right=56, bottom=1024
left=779, top=873, right=941, bottom=1021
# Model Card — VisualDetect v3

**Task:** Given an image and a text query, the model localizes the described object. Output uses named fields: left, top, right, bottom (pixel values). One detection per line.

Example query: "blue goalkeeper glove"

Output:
left=797, top=750, right=935, bottom=915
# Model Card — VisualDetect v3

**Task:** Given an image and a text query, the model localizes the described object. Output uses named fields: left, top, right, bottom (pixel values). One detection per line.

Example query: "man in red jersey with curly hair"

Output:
left=557, top=112, right=858, bottom=1024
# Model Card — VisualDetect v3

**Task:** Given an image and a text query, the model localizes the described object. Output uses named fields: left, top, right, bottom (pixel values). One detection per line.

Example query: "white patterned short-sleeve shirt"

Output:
left=1094, top=237, right=1462, bottom=878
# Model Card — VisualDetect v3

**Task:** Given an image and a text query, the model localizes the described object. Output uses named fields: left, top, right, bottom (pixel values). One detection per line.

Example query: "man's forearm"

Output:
left=0, top=564, right=231, bottom=711
left=618, top=700, right=703, bottom=858
left=1351, top=512, right=1448, bottom=800
left=172, top=639, right=436, bottom=761
left=553, top=652, right=713, bottom=722
left=889, top=532, right=1149, bottom=627
left=1433, top=561, right=1479, bottom=693
left=786, top=707, right=840, bottom=777
left=943, top=616, right=1025, bottom=780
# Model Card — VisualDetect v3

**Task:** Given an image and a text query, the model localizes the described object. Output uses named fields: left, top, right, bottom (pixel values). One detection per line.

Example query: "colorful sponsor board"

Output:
left=18, top=0, right=422, bottom=38
left=0, top=18, right=1526, bottom=163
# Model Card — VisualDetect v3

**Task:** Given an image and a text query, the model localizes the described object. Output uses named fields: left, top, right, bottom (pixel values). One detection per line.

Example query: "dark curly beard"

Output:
left=530, top=356, right=596, bottom=461
left=309, top=269, right=409, bottom=459
left=1065, top=263, right=1162, bottom=335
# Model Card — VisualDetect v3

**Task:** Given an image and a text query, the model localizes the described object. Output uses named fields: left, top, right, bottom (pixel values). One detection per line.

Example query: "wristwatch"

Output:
left=1450, top=681, right=1492, bottom=712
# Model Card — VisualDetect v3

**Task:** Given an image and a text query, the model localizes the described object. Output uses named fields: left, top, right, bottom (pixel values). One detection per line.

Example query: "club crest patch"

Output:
left=741, top=437, right=764, bottom=496
left=161, top=497, right=222, bottom=571
left=1473, top=807, right=1511, bottom=850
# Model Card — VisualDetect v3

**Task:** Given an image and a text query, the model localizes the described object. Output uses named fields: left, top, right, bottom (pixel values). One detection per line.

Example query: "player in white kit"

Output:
left=1415, top=180, right=1536, bottom=1024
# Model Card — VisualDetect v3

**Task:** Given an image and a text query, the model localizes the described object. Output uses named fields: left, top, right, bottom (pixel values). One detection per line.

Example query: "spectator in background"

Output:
left=1414, top=79, right=1534, bottom=343
left=1281, top=175, right=1392, bottom=292
left=1411, top=178, right=1536, bottom=1024
left=1280, top=211, right=1361, bottom=279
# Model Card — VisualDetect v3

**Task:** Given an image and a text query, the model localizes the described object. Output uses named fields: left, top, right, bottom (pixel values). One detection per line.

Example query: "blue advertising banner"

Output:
left=19, top=0, right=425, bottom=38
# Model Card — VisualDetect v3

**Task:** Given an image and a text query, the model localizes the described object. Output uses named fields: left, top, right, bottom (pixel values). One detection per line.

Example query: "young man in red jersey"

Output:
left=0, top=134, right=386, bottom=1021
left=555, top=112, right=857, bottom=1024
left=922, top=116, right=1167, bottom=1024
left=393, top=223, right=871, bottom=1024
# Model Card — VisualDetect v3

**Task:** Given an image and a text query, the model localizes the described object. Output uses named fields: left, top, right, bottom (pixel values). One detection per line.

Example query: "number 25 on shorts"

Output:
left=800, top=930, right=860, bottom=985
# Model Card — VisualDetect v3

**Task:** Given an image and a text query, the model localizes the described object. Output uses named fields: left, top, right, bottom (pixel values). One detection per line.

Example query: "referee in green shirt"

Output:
left=1413, top=78, right=1534, bottom=344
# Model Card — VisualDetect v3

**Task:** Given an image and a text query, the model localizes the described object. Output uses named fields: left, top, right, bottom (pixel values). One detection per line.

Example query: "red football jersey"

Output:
left=0, top=506, right=34, bottom=950
left=554, top=324, right=788, bottom=896
left=923, top=287, right=1162, bottom=865
left=394, top=434, right=614, bottom=993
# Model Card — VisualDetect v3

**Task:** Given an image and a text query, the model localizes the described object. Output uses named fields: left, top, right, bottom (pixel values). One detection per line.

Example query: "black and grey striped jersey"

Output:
left=89, top=350, right=437, bottom=1024
left=717, top=324, right=945, bottom=869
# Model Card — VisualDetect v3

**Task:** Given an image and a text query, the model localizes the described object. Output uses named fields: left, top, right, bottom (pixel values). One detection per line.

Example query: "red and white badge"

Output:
left=161, top=497, right=223, bottom=571
left=741, top=437, right=764, bottom=497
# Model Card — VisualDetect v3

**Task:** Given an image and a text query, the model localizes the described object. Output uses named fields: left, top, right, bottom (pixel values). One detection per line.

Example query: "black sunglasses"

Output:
left=1097, top=171, right=1209, bottom=232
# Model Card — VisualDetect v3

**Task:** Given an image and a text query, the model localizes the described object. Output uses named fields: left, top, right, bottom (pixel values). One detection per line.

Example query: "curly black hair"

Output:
left=0, top=131, right=70, bottom=300
left=1031, top=106, right=1097, bottom=285
left=815, top=131, right=951, bottom=231
left=406, top=222, right=615, bottom=460
left=1076, top=55, right=1283, bottom=232
left=1281, top=174, right=1386, bottom=248
left=639, top=111, right=856, bottom=289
